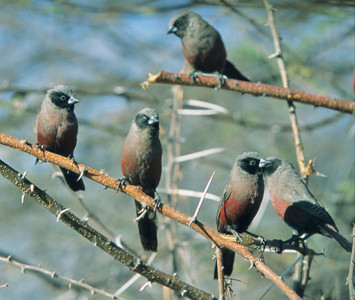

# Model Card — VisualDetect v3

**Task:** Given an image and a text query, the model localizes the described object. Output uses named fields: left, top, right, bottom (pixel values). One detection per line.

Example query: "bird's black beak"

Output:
left=259, top=159, right=271, bottom=168
left=167, top=26, right=177, bottom=34
left=68, top=96, right=79, bottom=105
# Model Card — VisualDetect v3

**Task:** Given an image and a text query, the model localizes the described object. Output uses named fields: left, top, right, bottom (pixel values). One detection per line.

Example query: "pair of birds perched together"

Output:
left=37, top=85, right=162, bottom=252
left=36, top=10, right=351, bottom=279
left=215, top=152, right=352, bottom=278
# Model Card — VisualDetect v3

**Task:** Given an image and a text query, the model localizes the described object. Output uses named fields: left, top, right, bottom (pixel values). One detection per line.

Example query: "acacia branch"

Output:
left=0, top=132, right=301, bottom=299
left=164, top=83, right=184, bottom=281
left=221, top=233, right=322, bottom=257
left=0, top=158, right=213, bottom=300
left=0, top=254, right=118, bottom=299
left=262, top=0, right=307, bottom=177
left=262, top=1, right=311, bottom=296
left=215, top=248, right=225, bottom=300
left=141, top=71, right=354, bottom=115
left=0, top=85, right=157, bottom=104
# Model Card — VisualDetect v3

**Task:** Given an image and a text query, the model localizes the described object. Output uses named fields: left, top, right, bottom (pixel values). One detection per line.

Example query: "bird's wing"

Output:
left=216, top=183, right=232, bottom=228
left=292, top=200, right=336, bottom=228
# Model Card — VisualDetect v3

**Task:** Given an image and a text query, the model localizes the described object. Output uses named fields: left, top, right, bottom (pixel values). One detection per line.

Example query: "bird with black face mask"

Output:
left=168, top=11, right=250, bottom=82
left=37, top=85, right=85, bottom=192
left=260, top=157, right=352, bottom=252
left=121, top=108, right=162, bottom=252
left=214, top=152, right=265, bottom=279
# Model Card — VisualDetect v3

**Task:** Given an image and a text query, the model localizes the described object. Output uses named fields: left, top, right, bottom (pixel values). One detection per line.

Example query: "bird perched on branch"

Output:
left=260, top=157, right=352, bottom=252
left=37, top=85, right=85, bottom=191
left=214, top=152, right=265, bottom=279
left=121, top=108, right=162, bottom=252
left=168, top=11, right=250, bottom=82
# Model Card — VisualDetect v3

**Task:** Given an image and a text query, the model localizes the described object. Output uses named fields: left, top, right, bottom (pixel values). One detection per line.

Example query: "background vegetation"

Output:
left=0, top=0, right=353, bottom=299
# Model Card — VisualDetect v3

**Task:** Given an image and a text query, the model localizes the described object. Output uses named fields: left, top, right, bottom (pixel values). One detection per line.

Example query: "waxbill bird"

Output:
left=168, top=11, right=250, bottom=82
left=37, top=85, right=85, bottom=191
left=214, top=152, right=265, bottom=279
left=260, top=157, right=352, bottom=252
left=121, top=108, right=162, bottom=252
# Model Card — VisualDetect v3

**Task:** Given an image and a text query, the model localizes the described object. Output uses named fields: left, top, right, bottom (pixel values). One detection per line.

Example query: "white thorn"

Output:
left=139, top=281, right=152, bottom=291
left=57, top=208, right=70, bottom=222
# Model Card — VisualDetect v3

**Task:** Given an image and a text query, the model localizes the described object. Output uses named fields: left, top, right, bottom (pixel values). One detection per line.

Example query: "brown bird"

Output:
left=168, top=11, right=250, bottom=82
left=121, top=108, right=162, bottom=251
left=260, top=157, right=352, bottom=252
left=37, top=85, right=85, bottom=191
left=214, top=152, right=265, bottom=279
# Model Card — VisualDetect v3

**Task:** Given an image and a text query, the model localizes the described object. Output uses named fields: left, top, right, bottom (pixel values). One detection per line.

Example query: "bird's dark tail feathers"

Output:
left=60, top=167, right=85, bottom=192
left=214, top=249, right=235, bottom=279
left=322, top=224, right=352, bottom=252
left=135, top=193, right=158, bottom=251
left=222, top=60, right=250, bottom=82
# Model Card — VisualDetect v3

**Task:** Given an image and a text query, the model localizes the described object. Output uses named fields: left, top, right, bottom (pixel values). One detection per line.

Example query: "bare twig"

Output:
left=177, top=109, right=222, bottom=116
left=260, top=254, right=304, bottom=299
left=0, top=254, right=118, bottom=299
left=262, top=0, right=307, bottom=178
left=164, top=82, right=184, bottom=299
left=0, top=132, right=301, bottom=299
left=158, top=188, right=220, bottom=202
left=0, top=84, right=158, bottom=104
left=292, top=254, right=314, bottom=296
left=216, top=248, right=225, bottom=300
left=175, top=148, right=224, bottom=163
left=185, top=99, right=229, bottom=114
left=262, top=1, right=312, bottom=296
left=208, top=110, right=345, bottom=133
left=188, top=171, right=215, bottom=226
left=141, top=71, right=354, bottom=115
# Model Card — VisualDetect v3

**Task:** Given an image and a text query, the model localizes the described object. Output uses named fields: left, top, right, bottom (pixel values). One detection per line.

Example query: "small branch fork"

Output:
left=141, top=71, right=354, bottom=115
left=0, top=132, right=301, bottom=299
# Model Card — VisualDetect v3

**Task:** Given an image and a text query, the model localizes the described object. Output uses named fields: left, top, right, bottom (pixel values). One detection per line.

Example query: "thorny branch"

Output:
left=215, top=248, right=225, bottom=300
left=0, top=132, right=301, bottom=299
left=163, top=81, right=185, bottom=298
left=0, top=254, right=118, bottom=299
left=262, top=0, right=307, bottom=178
left=0, top=84, right=158, bottom=104
left=221, top=233, right=323, bottom=257
left=141, top=71, right=354, bottom=115
left=262, top=0, right=314, bottom=297
left=0, top=158, right=213, bottom=300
